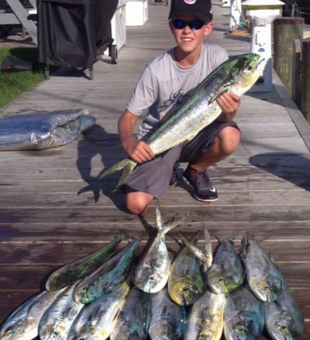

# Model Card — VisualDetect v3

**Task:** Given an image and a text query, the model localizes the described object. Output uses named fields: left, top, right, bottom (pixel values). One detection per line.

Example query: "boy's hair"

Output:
left=168, top=0, right=213, bottom=23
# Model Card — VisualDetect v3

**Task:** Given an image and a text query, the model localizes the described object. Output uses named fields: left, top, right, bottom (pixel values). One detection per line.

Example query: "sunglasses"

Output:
left=171, top=19, right=207, bottom=31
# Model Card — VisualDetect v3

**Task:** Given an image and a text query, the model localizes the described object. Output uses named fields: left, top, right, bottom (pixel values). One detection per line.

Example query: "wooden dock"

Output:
left=0, top=1, right=310, bottom=339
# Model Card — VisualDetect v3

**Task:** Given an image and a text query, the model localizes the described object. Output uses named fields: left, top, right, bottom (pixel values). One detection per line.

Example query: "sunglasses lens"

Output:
left=172, top=19, right=186, bottom=29
left=172, top=19, right=205, bottom=30
left=189, top=21, right=205, bottom=30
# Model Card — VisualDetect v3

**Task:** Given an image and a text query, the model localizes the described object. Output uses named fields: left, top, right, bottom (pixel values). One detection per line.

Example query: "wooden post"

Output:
left=300, top=38, right=310, bottom=123
left=292, top=39, right=301, bottom=108
left=273, top=17, right=304, bottom=97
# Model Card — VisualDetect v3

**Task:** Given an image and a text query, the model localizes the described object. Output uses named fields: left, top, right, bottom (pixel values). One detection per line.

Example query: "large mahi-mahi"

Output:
left=100, top=53, right=265, bottom=191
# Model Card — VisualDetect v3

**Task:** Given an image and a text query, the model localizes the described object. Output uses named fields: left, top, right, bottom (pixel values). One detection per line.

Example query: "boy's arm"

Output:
left=118, top=109, right=155, bottom=163
left=216, top=92, right=241, bottom=122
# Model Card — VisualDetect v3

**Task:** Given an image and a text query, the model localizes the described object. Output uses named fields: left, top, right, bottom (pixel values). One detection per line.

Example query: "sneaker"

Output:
left=183, top=166, right=218, bottom=203
left=169, top=164, right=178, bottom=186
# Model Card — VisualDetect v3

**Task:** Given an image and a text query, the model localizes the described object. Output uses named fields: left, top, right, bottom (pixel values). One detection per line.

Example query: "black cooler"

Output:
left=37, top=0, right=118, bottom=79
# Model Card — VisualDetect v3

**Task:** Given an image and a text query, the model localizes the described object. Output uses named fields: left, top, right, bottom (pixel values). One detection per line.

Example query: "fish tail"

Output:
left=155, top=200, right=189, bottom=235
left=246, top=231, right=272, bottom=243
left=211, top=230, right=238, bottom=242
left=100, top=158, right=137, bottom=192
left=179, top=231, right=206, bottom=262
left=190, top=230, right=201, bottom=244
left=202, top=224, right=213, bottom=269
left=161, top=212, right=190, bottom=235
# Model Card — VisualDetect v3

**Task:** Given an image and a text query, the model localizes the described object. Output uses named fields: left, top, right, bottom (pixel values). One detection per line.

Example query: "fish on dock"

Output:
left=67, top=279, right=131, bottom=340
left=133, top=200, right=188, bottom=293
left=168, top=231, right=205, bottom=306
left=110, top=287, right=151, bottom=340
left=0, top=289, right=64, bottom=340
left=206, top=231, right=244, bottom=294
left=74, top=237, right=140, bottom=304
left=224, top=284, right=265, bottom=340
left=46, top=231, right=126, bottom=291
left=265, top=279, right=304, bottom=340
left=184, top=288, right=226, bottom=340
left=240, top=232, right=285, bottom=302
left=149, top=286, right=187, bottom=340
left=39, top=281, right=85, bottom=340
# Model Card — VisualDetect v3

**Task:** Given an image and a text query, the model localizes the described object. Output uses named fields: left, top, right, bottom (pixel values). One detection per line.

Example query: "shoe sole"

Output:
left=193, top=194, right=218, bottom=204
left=183, top=175, right=218, bottom=203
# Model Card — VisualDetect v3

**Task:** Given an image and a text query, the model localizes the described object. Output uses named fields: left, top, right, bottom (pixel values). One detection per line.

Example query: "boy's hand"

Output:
left=216, top=92, right=240, bottom=121
left=122, top=137, right=155, bottom=163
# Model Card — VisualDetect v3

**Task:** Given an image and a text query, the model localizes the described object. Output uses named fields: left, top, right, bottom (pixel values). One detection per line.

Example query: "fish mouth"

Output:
left=255, top=56, right=266, bottom=72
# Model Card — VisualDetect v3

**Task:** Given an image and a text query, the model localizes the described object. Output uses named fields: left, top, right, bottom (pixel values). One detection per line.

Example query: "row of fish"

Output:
left=0, top=202, right=304, bottom=340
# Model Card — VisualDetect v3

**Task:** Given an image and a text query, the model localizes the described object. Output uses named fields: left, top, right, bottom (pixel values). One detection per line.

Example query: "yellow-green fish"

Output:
left=74, top=237, right=140, bottom=304
left=168, top=231, right=205, bottom=306
left=67, top=279, right=131, bottom=340
left=46, top=231, right=126, bottom=291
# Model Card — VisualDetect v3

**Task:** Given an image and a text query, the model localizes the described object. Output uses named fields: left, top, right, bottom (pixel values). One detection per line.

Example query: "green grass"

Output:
left=0, top=47, right=45, bottom=109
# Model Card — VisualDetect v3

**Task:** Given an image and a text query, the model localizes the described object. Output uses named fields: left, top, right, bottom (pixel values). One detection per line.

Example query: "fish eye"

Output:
left=248, top=66, right=253, bottom=71
left=161, top=330, right=167, bottom=336
left=238, top=326, right=245, bottom=334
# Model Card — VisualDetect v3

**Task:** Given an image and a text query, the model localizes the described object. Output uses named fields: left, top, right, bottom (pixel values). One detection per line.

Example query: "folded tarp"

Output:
left=0, top=108, right=96, bottom=150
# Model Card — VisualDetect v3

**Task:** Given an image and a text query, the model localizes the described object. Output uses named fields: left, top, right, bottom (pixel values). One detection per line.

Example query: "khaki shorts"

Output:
left=121, top=120, right=239, bottom=198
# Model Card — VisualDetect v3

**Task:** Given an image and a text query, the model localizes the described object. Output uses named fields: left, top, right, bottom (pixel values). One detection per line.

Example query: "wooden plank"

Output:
left=1, top=221, right=310, bottom=241
left=1, top=205, right=310, bottom=223
left=0, top=240, right=309, bottom=264
left=0, top=174, right=309, bottom=192
left=0, top=189, right=310, bottom=207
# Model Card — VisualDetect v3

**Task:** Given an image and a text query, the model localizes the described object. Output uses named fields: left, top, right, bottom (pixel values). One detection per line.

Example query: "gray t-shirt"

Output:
left=126, top=43, right=228, bottom=139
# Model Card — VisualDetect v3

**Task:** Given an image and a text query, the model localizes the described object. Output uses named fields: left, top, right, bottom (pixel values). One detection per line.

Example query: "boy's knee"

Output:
left=126, top=193, right=153, bottom=215
left=218, top=126, right=241, bottom=155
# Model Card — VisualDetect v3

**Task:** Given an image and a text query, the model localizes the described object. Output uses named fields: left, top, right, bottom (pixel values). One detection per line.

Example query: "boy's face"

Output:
left=169, top=13, right=213, bottom=56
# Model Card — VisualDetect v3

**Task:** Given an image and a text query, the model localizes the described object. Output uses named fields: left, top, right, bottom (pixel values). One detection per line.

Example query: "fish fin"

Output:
left=99, top=158, right=137, bottom=192
left=208, top=86, right=230, bottom=104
